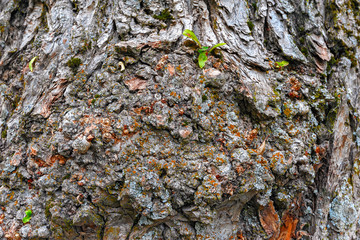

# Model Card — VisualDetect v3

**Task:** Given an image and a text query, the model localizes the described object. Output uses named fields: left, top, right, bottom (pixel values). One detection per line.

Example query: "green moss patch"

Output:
left=153, top=9, right=173, bottom=21
left=247, top=20, right=254, bottom=32
left=67, top=57, right=82, bottom=74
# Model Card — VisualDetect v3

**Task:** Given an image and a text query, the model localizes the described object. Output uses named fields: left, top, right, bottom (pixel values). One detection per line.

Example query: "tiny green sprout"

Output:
left=275, top=60, right=289, bottom=69
left=183, top=29, right=226, bottom=68
left=183, top=29, right=201, bottom=48
left=22, top=209, right=32, bottom=223
left=29, top=56, right=38, bottom=72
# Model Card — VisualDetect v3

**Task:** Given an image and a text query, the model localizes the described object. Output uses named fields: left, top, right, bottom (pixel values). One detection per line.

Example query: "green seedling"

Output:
left=183, top=29, right=202, bottom=47
left=29, top=56, right=38, bottom=72
left=275, top=60, right=289, bottom=69
left=22, top=209, right=32, bottom=223
left=183, top=29, right=226, bottom=68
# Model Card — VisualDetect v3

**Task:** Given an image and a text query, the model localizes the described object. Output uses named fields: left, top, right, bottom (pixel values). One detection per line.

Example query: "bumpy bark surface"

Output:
left=0, top=0, right=359, bottom=239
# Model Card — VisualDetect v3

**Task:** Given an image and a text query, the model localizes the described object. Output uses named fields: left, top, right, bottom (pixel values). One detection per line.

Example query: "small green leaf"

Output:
left=22, top=209, right=32, bottom=223
left=29, top=56, right=38, bottom=72
left=25, top=209, right=32, bottom=217
left=198, top=52, right=208, bottom=68
left=275, top=60, right=289, bottom=68
left=183, top=29, right=201, bottom=48
left=198, top=46, right=209, bottom=53
left=208, top=43, right=226, bottom=54
left=23, top=216, right=31, bottom=223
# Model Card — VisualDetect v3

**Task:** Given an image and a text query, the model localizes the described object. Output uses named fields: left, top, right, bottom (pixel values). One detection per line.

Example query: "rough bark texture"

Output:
left=0, top=0, right=359, bottom=239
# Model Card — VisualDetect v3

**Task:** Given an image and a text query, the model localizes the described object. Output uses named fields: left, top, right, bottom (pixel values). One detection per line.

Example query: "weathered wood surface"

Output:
left=0, top=0, right=359, bottom=239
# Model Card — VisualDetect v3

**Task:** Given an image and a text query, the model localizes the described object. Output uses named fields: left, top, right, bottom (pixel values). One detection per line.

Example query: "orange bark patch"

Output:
left=10, top=151, right=22, bottom=166
left=287, top=77, right=302, bottom=99
left=289, top=77, right=301, bottom=91
left=124, top=77, right=147, bottom=91
left=245, top=129, right=258, bottom=145
left=224, top=183, right=235, bottom=196
left=133, top=106, right=152, bottom=115
left=32, top=78, right=68, bottom=118
left=213, top=61, right=222, bottom=69
left=139, top=41, right=163, bottom=49
left=30, top=147, right=37, bottom=157
left=0, top=213, right=5, bottom=224
left=33, top=158, right=47, bottom=167
left=277, top=213, right=298, bottom=240
left=283, top=108, right=292, bottom=117
left=49, top=155, right=68, bottom=165
left=235, top=164, right=245, bottom=175
left=259, top=201, right=280, bottom=238
left=179, top=128, right=192, bottom=138
left=276, top=196, right=302, bottom=240
left=313, top=163, right=323, bottom=172
left=237, top=230, right=246, bottom=240
left=155, top=55, right=168, bottom=70
left=167, top=64, right=175, bottom=76
left=83, top=124, right=98, bottom=136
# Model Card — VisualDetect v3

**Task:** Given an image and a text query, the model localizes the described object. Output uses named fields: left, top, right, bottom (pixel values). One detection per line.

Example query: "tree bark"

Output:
left=0, top=0, right=359, bottom=239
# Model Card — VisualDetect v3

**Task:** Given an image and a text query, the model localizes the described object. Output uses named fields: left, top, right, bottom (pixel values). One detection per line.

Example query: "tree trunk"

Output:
left=0, top=0, right=359, bottom=239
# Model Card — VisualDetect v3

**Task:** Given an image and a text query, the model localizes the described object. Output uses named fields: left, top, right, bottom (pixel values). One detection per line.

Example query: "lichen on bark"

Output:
left=0, top=0, right=359, bottom=239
